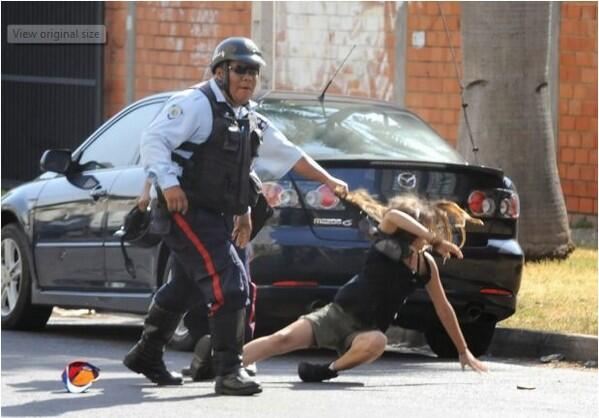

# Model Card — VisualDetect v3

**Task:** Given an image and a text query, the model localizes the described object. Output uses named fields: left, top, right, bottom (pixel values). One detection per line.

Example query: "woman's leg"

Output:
left=332, top=330, right=387, bottom=371
left=297, top=330, right=387, bottom=382
left=243, top=318, right=314, bottom=366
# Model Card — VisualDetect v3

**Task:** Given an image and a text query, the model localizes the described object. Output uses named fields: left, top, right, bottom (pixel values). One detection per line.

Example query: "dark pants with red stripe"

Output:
left=181, top=246, right=257, bottom=344
left=153, top=207, right=251, bottom=378
left=154, top=208, right=249, bottom=317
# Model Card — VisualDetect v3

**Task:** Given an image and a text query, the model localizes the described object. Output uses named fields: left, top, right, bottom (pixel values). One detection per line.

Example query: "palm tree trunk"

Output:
left=459, top=2, right=573, bottom=259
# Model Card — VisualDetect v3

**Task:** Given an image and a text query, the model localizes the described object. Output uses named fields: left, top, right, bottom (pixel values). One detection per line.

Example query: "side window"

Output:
left=78, top=101, right=164, bottom=169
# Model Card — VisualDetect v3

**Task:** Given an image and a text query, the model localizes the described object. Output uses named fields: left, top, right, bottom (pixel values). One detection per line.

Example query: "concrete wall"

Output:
left=271, top=2, right=399, bottom=100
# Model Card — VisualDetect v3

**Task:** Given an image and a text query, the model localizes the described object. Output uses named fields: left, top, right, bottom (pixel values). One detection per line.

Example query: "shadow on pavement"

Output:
left=1, top=377, right=219, bottom=417
left=267, top=381, right=365, bottom=390
left=282, top=381, right=476, bottom=391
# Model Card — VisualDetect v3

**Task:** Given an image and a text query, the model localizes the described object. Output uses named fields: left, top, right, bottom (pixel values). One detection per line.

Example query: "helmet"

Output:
left=61, top=361, right=100, bottom=393
left=210, top=37, right=266, bottom=73
left=116, top=206, right=161, bottom=248
left=115, top=206, right=161, bottom=279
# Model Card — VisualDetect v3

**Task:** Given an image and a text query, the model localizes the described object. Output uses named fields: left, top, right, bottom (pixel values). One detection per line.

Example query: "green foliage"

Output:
left=571, top=217, right=595, bottom=229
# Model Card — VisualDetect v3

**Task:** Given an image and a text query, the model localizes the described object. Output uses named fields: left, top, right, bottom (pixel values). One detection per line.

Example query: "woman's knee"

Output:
left=372, top=332, right=388, bottom=353
left=355, top=332, right=387, bottom=356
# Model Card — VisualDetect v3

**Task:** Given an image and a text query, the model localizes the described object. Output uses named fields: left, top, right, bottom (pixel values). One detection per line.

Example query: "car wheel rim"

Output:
left=1, top=238, right=22, bottom=316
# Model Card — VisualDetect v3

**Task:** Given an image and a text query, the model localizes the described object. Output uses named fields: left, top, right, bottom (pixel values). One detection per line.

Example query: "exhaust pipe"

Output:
left=466, top=304, right=483, bottom=321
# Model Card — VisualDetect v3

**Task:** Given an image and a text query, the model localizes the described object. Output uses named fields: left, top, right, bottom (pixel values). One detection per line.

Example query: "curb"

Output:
left=386, top=326, right=598, bottom=362
left=488, top=327, right=598, bottom=362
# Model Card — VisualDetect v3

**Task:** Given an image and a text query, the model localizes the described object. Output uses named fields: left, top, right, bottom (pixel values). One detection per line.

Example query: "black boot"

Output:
left=298, top=362, right=338, bottom=382
left=210, top=309, right=262, bottom=395
left=123, top=302, right=184, bottom=385
left=181, top=335, right=257, bottom=380
left=181, top=334, right=215, bottom=381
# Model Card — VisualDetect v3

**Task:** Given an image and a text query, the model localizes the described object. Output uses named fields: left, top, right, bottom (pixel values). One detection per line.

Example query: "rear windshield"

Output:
left=258, top=99, right=465, bottom=164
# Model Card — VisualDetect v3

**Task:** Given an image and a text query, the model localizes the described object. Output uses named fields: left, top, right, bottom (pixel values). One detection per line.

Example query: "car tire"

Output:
left=424, top=318, right=496, bottom=358
left=161, top=254, right=197, bottom=352
left=1, top=224, right=53, bottom=330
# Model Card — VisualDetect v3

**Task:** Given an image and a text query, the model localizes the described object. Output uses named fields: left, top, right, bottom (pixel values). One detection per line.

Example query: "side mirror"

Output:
left=40, top=149, right=73, bottom=174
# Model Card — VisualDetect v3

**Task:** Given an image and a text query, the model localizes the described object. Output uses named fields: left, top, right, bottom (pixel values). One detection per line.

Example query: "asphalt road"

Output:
left=1, top=313, right=597, bottom=418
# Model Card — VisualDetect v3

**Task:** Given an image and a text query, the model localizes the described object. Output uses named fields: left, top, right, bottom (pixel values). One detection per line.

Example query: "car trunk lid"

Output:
left=285, top=159, right=507, bottom=242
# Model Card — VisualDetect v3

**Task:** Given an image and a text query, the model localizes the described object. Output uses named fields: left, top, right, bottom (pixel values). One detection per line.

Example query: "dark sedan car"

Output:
left=1, top=91, right=523, bottom=357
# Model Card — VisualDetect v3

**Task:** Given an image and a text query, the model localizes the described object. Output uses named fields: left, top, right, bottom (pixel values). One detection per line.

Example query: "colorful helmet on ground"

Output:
left=210, top=37, right=266, bottom=73
left=61, top=361, right=100, bottom=393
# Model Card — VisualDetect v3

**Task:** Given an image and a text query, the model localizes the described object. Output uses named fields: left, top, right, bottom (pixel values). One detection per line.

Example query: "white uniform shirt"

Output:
left=140, top=78, right=306, bottom=190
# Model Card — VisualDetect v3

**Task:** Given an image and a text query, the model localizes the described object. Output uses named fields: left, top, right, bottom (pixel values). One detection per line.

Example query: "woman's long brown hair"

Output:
left=342, top=189, right=483, bottom=247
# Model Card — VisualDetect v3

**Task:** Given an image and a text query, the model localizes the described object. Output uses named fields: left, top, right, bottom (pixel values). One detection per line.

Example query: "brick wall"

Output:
left=405, top=1, right=462, bottom=146
left=104, top=1, right=251, bottom=118
left=104, top=1, right=127, bottom=119
left=558, top=2, right=598, bottom=216
left=404, top=1, right=597, bottom=216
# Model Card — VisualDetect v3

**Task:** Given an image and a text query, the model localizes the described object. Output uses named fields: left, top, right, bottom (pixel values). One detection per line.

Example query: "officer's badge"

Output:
left=257, top=115, right=268, bottom=131
left=167, top=104, right=183, bottom=120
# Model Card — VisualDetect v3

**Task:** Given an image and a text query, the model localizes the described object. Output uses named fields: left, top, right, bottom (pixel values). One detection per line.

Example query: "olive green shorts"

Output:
left=300, top=303, right=376, bottom=355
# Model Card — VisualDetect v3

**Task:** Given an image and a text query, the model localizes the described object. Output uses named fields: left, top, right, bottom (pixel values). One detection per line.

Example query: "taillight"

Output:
left=468, top=191, right=495, bottom=216
left=499, top=193, right=520, bottom=218
left=305, top=184, right=340, bottom=209
left=468, top=189, right=519, bottom=219
left=262, top=182, right=298, bottom=208
left=262, top=181, right=345, bottom=210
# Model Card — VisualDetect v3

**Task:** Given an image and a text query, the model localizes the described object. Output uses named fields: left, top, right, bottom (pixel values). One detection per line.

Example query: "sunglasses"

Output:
left=229, top=65, right=260, bottom=77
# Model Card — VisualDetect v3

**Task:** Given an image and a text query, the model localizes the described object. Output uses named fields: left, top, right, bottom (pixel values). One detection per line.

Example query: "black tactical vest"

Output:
left=172, top=83, right=262, bottom=215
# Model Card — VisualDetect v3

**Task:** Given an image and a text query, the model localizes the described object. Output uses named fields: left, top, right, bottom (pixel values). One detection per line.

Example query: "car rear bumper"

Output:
left=254, top=237, right=523, bottom=329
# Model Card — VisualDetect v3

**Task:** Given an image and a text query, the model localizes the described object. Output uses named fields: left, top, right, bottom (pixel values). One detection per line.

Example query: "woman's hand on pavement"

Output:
left=459, top=349, right=489, bottom=373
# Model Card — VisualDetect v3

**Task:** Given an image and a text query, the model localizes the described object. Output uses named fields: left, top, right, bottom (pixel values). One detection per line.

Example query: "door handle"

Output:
left=89, top=187, right=107, bottom=200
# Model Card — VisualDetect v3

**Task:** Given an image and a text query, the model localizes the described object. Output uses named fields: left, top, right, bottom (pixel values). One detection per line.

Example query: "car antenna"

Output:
left=318, top=44, right=357, bottom=116
left=437, top=2, right=479, bottom=164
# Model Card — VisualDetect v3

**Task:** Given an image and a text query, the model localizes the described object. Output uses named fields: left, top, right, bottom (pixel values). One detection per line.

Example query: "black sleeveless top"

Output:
left=334, top=242, right=432, bottom=332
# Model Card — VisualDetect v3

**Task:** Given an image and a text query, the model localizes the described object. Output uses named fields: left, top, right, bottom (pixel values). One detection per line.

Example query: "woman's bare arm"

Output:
left=379, top=209, right=434, bottom=238
left=422, top=252, right=488, bottom=373
left=379, top=209, right=463, bottom=259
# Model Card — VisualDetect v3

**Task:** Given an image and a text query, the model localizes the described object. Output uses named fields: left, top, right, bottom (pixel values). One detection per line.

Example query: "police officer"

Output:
left=123, top=37, right=348, bottom=396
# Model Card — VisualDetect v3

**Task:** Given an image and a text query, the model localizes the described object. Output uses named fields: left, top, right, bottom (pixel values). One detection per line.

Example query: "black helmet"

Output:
left=114, top=207, right=161, bottom=279
left=210, top=37, right=266, bottom=73
left=116, top=206, right=161, bottom=248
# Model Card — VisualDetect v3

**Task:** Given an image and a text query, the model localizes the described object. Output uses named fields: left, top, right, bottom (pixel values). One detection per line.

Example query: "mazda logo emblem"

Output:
left=397, top=172, right=417, bottom=189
